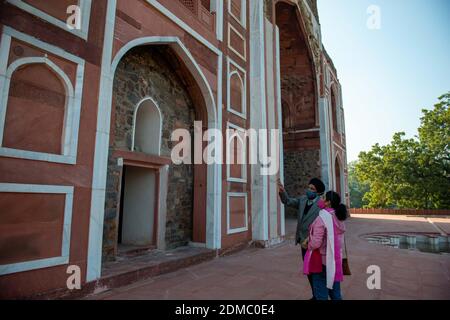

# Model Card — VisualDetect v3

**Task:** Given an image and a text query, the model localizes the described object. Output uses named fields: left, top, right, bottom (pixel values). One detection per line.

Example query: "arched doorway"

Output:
left=102, top=43, right=212, bottom=260
left=275, top=1, right=320, bottom=218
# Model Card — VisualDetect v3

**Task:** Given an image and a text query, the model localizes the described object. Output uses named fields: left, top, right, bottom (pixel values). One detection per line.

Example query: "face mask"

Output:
left=306, top=190, right=317, bottom=200
left=317, top=199, right=326, bottom=209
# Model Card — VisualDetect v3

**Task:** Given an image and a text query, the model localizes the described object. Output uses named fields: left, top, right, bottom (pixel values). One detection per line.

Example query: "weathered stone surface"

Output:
left=275, top=1, right=322, bottom=218
left=283, top=149, right=321, bottom=217
left=305, top=0, right=319, bottom=22
left=277, top=2, right=316, bottom=131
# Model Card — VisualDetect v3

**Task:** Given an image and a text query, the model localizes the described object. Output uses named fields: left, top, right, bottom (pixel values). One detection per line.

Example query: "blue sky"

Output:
left=317, top=0, right=450, bottom=162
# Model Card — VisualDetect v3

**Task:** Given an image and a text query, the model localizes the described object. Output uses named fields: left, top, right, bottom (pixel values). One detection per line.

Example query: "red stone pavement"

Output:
left=85, top=215, right=450, bottom=300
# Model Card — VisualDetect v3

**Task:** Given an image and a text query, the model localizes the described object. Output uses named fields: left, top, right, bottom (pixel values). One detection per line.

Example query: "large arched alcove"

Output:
left=275, top=1, right=320, bottom=218
left=102, top=43, right=212, bottom=260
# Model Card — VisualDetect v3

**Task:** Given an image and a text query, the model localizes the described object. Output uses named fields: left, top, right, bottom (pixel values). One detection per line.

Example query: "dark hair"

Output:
left=325, top=191, right=348, bottom=221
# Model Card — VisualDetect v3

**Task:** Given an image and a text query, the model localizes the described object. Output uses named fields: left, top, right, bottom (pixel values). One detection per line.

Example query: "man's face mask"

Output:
left=306, top=190, right=317, bottom=200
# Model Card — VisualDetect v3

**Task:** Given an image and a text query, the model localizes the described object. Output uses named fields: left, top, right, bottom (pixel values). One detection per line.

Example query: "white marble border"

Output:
left=249, top=0, right=269, bottom=242
left=227, top=192, right=248, bottom=235
left=226, top=122, right=247, bottom=183
left=0, top=27, right=85, bottom=165
left=210, top=0, right=224, bottom=41
left=275, top=25, right=285, bottom=237
left=0, top=183, right=74, bottom=276
left=1, top=27, right=85, bottom=64
left=228, top=23, right=247, bottom=61
left=6, top=0, right=92, bottom=40
left=228, top=0, right=247, bottom=29
left=86, top=0, right=117, bottom=282
left=148, top=0, right=220, bottom=55
left=319, top=96, right=332, bottom=189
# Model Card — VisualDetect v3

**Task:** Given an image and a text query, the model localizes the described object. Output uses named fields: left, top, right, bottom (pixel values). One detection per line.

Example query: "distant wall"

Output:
left=350, top=208, right=450, bottom=216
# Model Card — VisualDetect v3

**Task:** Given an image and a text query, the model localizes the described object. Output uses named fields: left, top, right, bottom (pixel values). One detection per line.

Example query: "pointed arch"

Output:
left=87, top=35, right=222, bottom=281
left=281, top=98, right=291, bottom=130
left=228, top=70, right=245, bottom=115
left=276, top=0, right=318, bottom=130
left=111, top=37, right=217, bottom=128
left=0, top=57, right=75, bottom=156
left=330, top=83, right=339, bottom=134
left=334, top=153, right=344, bottom=196
left=110, top=37, right=220, bottom=247
left=131, top=97, right=163, bottom=155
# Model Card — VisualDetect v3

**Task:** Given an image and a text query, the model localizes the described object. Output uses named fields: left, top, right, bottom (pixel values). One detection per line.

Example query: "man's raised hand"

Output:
left=277, top=179, right=285, bottom=193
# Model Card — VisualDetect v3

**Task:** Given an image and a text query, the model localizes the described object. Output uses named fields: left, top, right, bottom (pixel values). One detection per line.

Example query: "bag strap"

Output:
left=343, top=233, right=349, bottom=259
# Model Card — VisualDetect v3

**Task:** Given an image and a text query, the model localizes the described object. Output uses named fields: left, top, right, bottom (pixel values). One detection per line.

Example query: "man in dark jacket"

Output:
left=278, top=177, right=326, bottom=300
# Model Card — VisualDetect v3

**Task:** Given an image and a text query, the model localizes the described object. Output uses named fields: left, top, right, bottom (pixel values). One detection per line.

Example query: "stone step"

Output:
left=28, top=246, right=217, bottom=300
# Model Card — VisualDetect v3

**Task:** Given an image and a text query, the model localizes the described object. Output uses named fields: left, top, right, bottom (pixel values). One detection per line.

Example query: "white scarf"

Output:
left=319, top=210, right=336, bottom=289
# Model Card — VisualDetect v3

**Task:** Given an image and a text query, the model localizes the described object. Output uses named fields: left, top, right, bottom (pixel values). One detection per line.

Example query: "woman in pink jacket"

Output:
left=302, top=191, right=348, bottom=300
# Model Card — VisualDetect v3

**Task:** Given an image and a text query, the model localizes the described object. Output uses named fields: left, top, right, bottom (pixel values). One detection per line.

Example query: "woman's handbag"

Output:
left=342, top=235, right=352, bottom=276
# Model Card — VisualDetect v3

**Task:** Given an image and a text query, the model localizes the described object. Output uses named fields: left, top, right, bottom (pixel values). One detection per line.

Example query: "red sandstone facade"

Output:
left=0, top=0, right=348, bottom=298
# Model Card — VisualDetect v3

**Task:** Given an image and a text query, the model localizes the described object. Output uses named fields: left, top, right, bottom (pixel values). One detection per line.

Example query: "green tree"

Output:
left=417, top=93, right=450, bottom=208
left=348, top=161, right=369, bottom=208
left=354, top=92, right=450, bottom=209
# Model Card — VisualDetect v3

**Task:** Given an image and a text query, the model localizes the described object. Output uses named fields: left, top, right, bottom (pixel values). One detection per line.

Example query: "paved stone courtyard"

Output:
left=85, top=215, right=450, bottom=300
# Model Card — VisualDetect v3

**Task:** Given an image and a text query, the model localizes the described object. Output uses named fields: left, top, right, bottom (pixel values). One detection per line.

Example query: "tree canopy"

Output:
left=350, top=92, right=449, bottom=209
